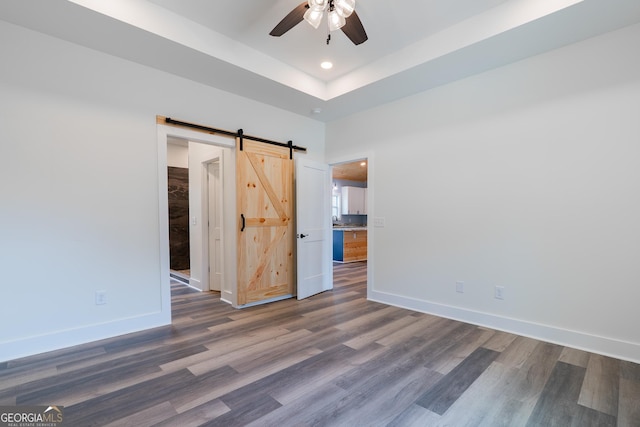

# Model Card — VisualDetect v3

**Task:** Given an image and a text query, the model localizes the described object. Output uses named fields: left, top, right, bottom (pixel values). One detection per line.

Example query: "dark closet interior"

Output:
left=168, top=166, right=190, bottom=270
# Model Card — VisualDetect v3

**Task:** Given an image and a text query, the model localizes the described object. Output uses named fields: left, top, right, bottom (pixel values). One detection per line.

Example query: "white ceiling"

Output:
left=147, top=0, right=510, bottom=81
left=2, top=0, right=640, bottom=122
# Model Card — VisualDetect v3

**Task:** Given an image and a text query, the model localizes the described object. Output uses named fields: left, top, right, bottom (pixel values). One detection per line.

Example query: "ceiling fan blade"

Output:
left=341, top=10, right=368, bottom=45
left=269, top=2, right=309, bottom=37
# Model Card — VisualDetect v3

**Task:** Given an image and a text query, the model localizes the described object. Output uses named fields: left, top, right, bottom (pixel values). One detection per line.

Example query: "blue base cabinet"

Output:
left=333, top=230, right=345, bottom=262
left=333, top=228, right=367, bottom=262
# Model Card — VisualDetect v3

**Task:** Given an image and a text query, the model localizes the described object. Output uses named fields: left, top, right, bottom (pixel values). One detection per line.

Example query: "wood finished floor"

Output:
left=1, top=261, right=639, bottom=426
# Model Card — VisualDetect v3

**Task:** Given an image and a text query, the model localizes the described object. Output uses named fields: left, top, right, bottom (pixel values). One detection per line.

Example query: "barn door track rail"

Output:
left=162, top=117, right=307, bottom=160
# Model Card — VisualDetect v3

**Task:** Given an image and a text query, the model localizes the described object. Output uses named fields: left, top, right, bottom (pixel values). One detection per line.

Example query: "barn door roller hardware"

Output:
left=237, top=129, right=304, bottom=160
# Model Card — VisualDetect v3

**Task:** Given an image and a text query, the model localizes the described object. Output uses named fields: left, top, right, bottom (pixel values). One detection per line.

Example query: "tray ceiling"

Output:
left=1, top=0, right=639, bottom=121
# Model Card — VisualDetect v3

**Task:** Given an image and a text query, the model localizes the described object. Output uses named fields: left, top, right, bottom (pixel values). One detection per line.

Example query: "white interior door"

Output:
left=296, top=158, right=332, bottom=299
left=207, top=160, right=222, bottom=291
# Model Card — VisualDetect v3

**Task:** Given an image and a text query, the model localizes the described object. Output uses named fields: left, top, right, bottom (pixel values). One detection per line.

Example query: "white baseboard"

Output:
left=220, top=289, right=234, bottom=306
left=0, top=311, right=170, bottom=363
left=188, top=277, right=202, bottom=291
left=369, top=289, right=640, bottom=364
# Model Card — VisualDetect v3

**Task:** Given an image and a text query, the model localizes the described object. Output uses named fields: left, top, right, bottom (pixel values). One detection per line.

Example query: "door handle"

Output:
left=240, top=214, right=245, bottom=232
left=297, top=233, right=308, bottom=239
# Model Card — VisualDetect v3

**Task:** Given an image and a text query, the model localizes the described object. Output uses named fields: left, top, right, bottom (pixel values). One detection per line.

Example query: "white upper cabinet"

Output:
left=341, top=186, right=366, bottom=215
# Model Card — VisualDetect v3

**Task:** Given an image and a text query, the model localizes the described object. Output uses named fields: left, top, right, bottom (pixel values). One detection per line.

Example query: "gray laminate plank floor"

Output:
left=1, top=261, right=639, bottom=426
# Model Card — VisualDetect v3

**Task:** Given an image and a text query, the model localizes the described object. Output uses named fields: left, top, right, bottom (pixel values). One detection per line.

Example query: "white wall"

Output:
left=167, top=139, right=188, bottom=168
left=326, top=23, right=640, bottom=363
left=0, top=20, right=325, bottom=362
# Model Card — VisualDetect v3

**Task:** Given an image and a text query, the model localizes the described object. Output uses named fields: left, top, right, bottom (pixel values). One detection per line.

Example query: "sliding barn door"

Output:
left=236, top=138, right=294, bottom=305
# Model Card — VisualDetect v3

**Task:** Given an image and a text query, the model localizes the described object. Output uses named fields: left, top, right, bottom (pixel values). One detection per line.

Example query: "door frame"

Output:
left=157, top=124, right=238, bottom=319
left=205, top=158, right=223, bottom=292
left=328, top=151, right=374, bottom=298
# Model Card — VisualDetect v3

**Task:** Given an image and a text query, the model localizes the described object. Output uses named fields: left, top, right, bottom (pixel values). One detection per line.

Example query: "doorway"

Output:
left=158, top=123, right=238, bottom=318
left=330, top=157, right=370, bottom=292
left=166, top=139, right=229, bottom=293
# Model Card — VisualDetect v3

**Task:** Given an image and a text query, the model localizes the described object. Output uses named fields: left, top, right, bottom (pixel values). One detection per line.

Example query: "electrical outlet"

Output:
left=456, top=281, right=464, bottom=293
left=95, top=290, right=107, bottom=305
left=494, top=286, right=505, bottom=300
left=373, top=217, right=385, bottom=227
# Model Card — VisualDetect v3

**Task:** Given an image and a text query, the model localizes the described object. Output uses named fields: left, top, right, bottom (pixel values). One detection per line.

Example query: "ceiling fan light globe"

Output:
left=335, top=0, right=355, bottom=18
left=328, top=9, right=346, bottom=31
left=308, top=0, right=328, bottom=9
left=304, top=8, right=324, bottom=29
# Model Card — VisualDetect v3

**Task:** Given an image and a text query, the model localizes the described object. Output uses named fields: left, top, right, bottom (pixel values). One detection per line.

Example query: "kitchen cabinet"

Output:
left=341, top=186, right=366, bottom=215
left=333, top=228, right=367, bottom=262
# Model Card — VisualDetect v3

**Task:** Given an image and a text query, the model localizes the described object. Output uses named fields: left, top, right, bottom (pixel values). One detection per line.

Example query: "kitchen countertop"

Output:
left=333, top=226, right=367, bottom=231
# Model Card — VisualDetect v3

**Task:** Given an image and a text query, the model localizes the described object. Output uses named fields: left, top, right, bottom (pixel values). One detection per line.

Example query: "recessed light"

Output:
left=320, top=61, right=333, bottom=70
left=360, top=162, right=366, bottom=166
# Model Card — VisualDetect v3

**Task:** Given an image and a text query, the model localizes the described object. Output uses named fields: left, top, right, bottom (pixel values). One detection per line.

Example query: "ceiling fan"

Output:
left=270, top=0, right=368, bottom=45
